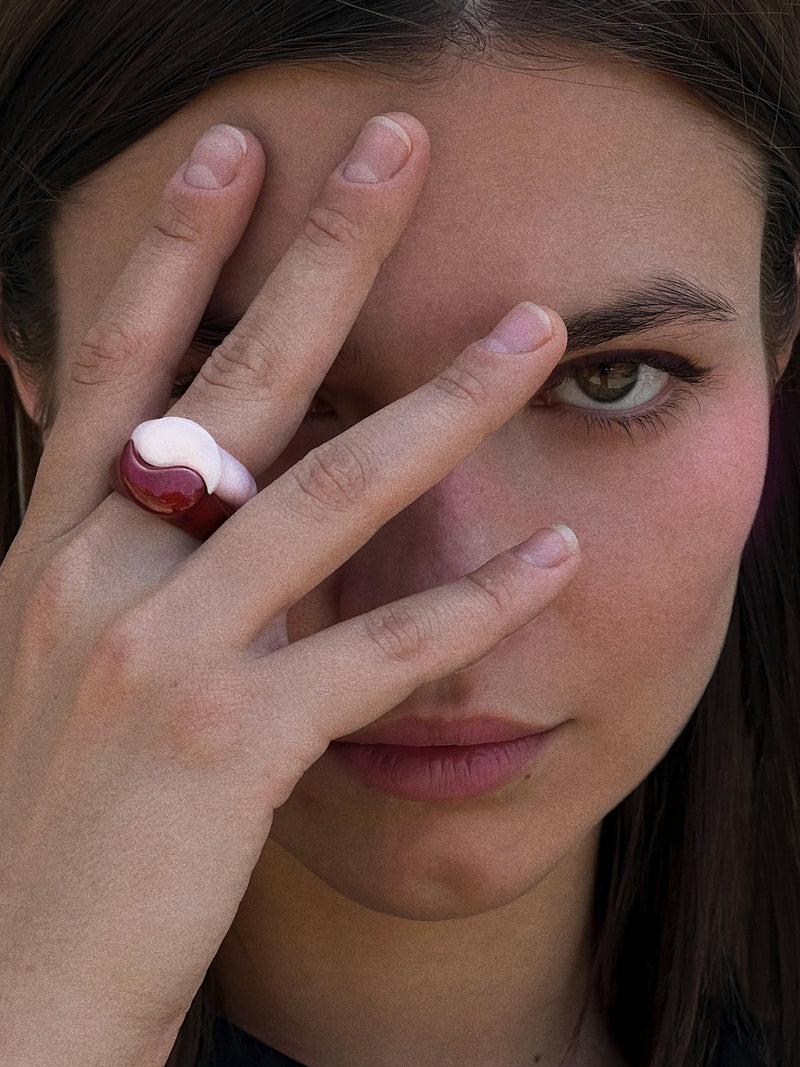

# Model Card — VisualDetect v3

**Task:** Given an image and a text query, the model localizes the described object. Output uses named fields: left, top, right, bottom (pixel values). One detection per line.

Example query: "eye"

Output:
left=529, top=349, right=717, bottom=441
left=532, top=350, right=714, bottom=413
left=549, top=360, right=669, bottom=410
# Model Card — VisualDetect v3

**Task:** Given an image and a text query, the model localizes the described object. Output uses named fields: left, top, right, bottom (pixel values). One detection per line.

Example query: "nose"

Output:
left=335, top=444, right=526, bottom=622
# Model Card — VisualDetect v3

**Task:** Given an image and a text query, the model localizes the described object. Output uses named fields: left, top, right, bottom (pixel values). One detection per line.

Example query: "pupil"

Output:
left=576, top=362, right=638, bottom=402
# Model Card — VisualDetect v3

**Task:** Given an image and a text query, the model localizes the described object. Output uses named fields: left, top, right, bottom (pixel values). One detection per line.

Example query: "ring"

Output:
left=110, top=416, right=257, bottom=540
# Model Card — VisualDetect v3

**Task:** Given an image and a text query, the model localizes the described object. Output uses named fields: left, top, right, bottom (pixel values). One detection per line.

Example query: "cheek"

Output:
left=264, top=391, right=769, bottom=919
left=528, top=389, right=769, bottom=741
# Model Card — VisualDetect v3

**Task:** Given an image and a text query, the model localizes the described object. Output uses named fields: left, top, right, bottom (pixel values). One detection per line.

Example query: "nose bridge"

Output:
left=336, top=445, right=520, bottom=621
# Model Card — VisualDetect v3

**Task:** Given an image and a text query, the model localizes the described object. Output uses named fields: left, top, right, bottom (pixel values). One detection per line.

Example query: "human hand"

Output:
left=0, top=114, right=578, bottom=1066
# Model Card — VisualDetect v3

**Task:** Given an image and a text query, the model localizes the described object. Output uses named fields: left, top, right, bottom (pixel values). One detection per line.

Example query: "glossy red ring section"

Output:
left=109, top=417, right=256, bottom=541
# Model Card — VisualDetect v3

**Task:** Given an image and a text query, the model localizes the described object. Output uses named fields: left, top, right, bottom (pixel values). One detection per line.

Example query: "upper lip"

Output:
left=333, top=716, right=559, bottom=747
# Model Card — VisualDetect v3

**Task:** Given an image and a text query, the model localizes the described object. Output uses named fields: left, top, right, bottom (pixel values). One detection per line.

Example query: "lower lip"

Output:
left=328, top=730, right=558, bottom=801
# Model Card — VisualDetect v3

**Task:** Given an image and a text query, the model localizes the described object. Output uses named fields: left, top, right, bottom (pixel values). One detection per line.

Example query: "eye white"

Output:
left=551, top=363, right=670, bottom=411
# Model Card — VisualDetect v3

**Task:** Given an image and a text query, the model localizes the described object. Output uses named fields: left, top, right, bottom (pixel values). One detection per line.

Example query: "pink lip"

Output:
left=328, top=717, right=563, bottom=801
left=336, top=716, right=558, bottom=747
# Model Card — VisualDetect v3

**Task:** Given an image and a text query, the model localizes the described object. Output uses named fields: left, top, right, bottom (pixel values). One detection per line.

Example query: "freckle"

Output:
left=534, top=1056, right=541, bottom=1063
left=523, top=773, right=531, bottom=781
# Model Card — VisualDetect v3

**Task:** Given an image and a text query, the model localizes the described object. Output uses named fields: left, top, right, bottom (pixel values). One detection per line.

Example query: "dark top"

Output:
left=205, top=1012, right=770, bottom=1066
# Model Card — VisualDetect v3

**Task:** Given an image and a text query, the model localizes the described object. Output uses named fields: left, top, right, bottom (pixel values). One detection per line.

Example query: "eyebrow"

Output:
left=193, top=272, right=738, bottom=374
left=558, top=273, right=737, bottom=355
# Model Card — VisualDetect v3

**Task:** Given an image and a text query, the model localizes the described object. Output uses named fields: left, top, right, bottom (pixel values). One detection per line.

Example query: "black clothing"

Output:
left=206, top=1013, right=769, bottom=1066
left=209, top=1017, right=302, bottom=1065
left=715, top=1012, right=771, bottom=1067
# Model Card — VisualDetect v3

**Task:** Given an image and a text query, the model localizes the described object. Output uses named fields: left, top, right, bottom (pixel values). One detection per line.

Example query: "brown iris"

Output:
left=575, top=362, right=639, bottom=403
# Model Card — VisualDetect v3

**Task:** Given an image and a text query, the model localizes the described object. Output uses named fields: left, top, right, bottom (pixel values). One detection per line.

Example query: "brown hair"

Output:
left=1, top=3, right=799, bottom=1065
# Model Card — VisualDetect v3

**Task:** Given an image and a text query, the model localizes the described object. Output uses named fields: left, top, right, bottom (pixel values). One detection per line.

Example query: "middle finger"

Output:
left=170, top=111, right=430, bottom=475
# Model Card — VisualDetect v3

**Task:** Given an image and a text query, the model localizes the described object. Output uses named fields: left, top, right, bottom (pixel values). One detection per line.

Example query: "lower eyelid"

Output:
left=539, top=383, right=703, bottom=442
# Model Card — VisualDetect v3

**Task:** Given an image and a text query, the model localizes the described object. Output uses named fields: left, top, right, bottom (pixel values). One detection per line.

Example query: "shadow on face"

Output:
left=50, top=51, right=770, bottom=918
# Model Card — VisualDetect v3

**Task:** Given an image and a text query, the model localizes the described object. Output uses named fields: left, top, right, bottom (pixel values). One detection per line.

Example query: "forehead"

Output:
left=53, top=52, right=764, bottom=363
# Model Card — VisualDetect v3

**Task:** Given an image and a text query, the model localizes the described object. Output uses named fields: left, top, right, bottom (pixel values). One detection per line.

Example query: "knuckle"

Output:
left=289, top=438, right=372, bottom=514
left=302, top=202, right=365, bottom=259
left=151, top=195, right=205, bottom=246
left=148, top=674, right=244, bottom=773
left=86, top=619, right=239, bottom=773
left=462, top=567, right=519, bottom=621
left=22, top=543, right=94, bottom=634
left=73, top=319, right=143, bottom=388
left=87, top=612, right=151, bottom=689
left=364, top=604, right=435, bottom=664
left=199, top=328, right=283, bottom=396
left=432, top=361, right=487, bottom=407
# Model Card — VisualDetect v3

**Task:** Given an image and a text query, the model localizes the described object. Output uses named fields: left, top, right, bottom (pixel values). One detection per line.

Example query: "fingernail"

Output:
left=183, top=124, right=248, bottom=190
left=342, top=116, right=412, bottom=184
left=513, top=523, right=579, bottom=568
left=482, top=302, right=553, bottom=354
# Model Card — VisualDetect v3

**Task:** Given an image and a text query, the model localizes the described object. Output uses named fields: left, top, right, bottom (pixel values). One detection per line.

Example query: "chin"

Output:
left=273, top=832, right=547, bottom=921
left=266, top=777, right=587, bottom=922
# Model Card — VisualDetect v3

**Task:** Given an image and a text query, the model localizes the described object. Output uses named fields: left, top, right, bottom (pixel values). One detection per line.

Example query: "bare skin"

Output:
left=0, top=100, right=582, bottom=1067
left=1, top=49, right=790, bottom=1067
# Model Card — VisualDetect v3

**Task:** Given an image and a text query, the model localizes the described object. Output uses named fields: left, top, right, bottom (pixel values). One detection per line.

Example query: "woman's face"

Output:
left=48, top=53, right=773, bottom=920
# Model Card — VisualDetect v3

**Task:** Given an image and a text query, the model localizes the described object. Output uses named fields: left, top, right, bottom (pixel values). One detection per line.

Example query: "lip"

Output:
left=336, top=715, right=559, bottom=747
left=329, top=717, right=563, bottom=801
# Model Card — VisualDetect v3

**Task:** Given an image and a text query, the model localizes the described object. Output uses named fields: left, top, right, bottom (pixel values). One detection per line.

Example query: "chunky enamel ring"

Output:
left=111, top=416, right=257, bottom=540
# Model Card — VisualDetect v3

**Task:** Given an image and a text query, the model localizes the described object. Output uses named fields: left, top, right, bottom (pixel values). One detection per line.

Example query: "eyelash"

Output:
left=171, top=339, right=716, bottom=442
left=531, top=350, right=716, bottom=441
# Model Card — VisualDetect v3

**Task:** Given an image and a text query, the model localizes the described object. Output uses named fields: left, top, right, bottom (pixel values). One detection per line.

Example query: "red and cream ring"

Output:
left=111, top=416, right=257, bottom=540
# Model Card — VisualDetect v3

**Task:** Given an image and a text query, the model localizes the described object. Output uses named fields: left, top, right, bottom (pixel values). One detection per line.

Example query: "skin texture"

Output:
left=5, top=50, right=788, bottom=1067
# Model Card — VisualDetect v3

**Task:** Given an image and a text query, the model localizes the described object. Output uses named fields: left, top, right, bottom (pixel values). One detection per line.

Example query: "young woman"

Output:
left=0, top=2, right=798, bottom=1066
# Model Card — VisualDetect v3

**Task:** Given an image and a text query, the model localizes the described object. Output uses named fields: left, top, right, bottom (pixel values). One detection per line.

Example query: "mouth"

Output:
left=328, top=716, right=563, bottom=801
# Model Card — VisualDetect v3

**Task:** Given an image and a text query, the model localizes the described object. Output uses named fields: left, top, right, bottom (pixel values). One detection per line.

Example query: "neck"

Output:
left=211, top=826, right=628, bottom=1067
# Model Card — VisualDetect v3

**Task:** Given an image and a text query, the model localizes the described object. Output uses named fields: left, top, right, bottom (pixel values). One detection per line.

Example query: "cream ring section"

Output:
left=217, top=449, right=258, bottom=508
left=132, top=417, right=222, bottom=493
left=131, top=417, right=257, bottom=506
